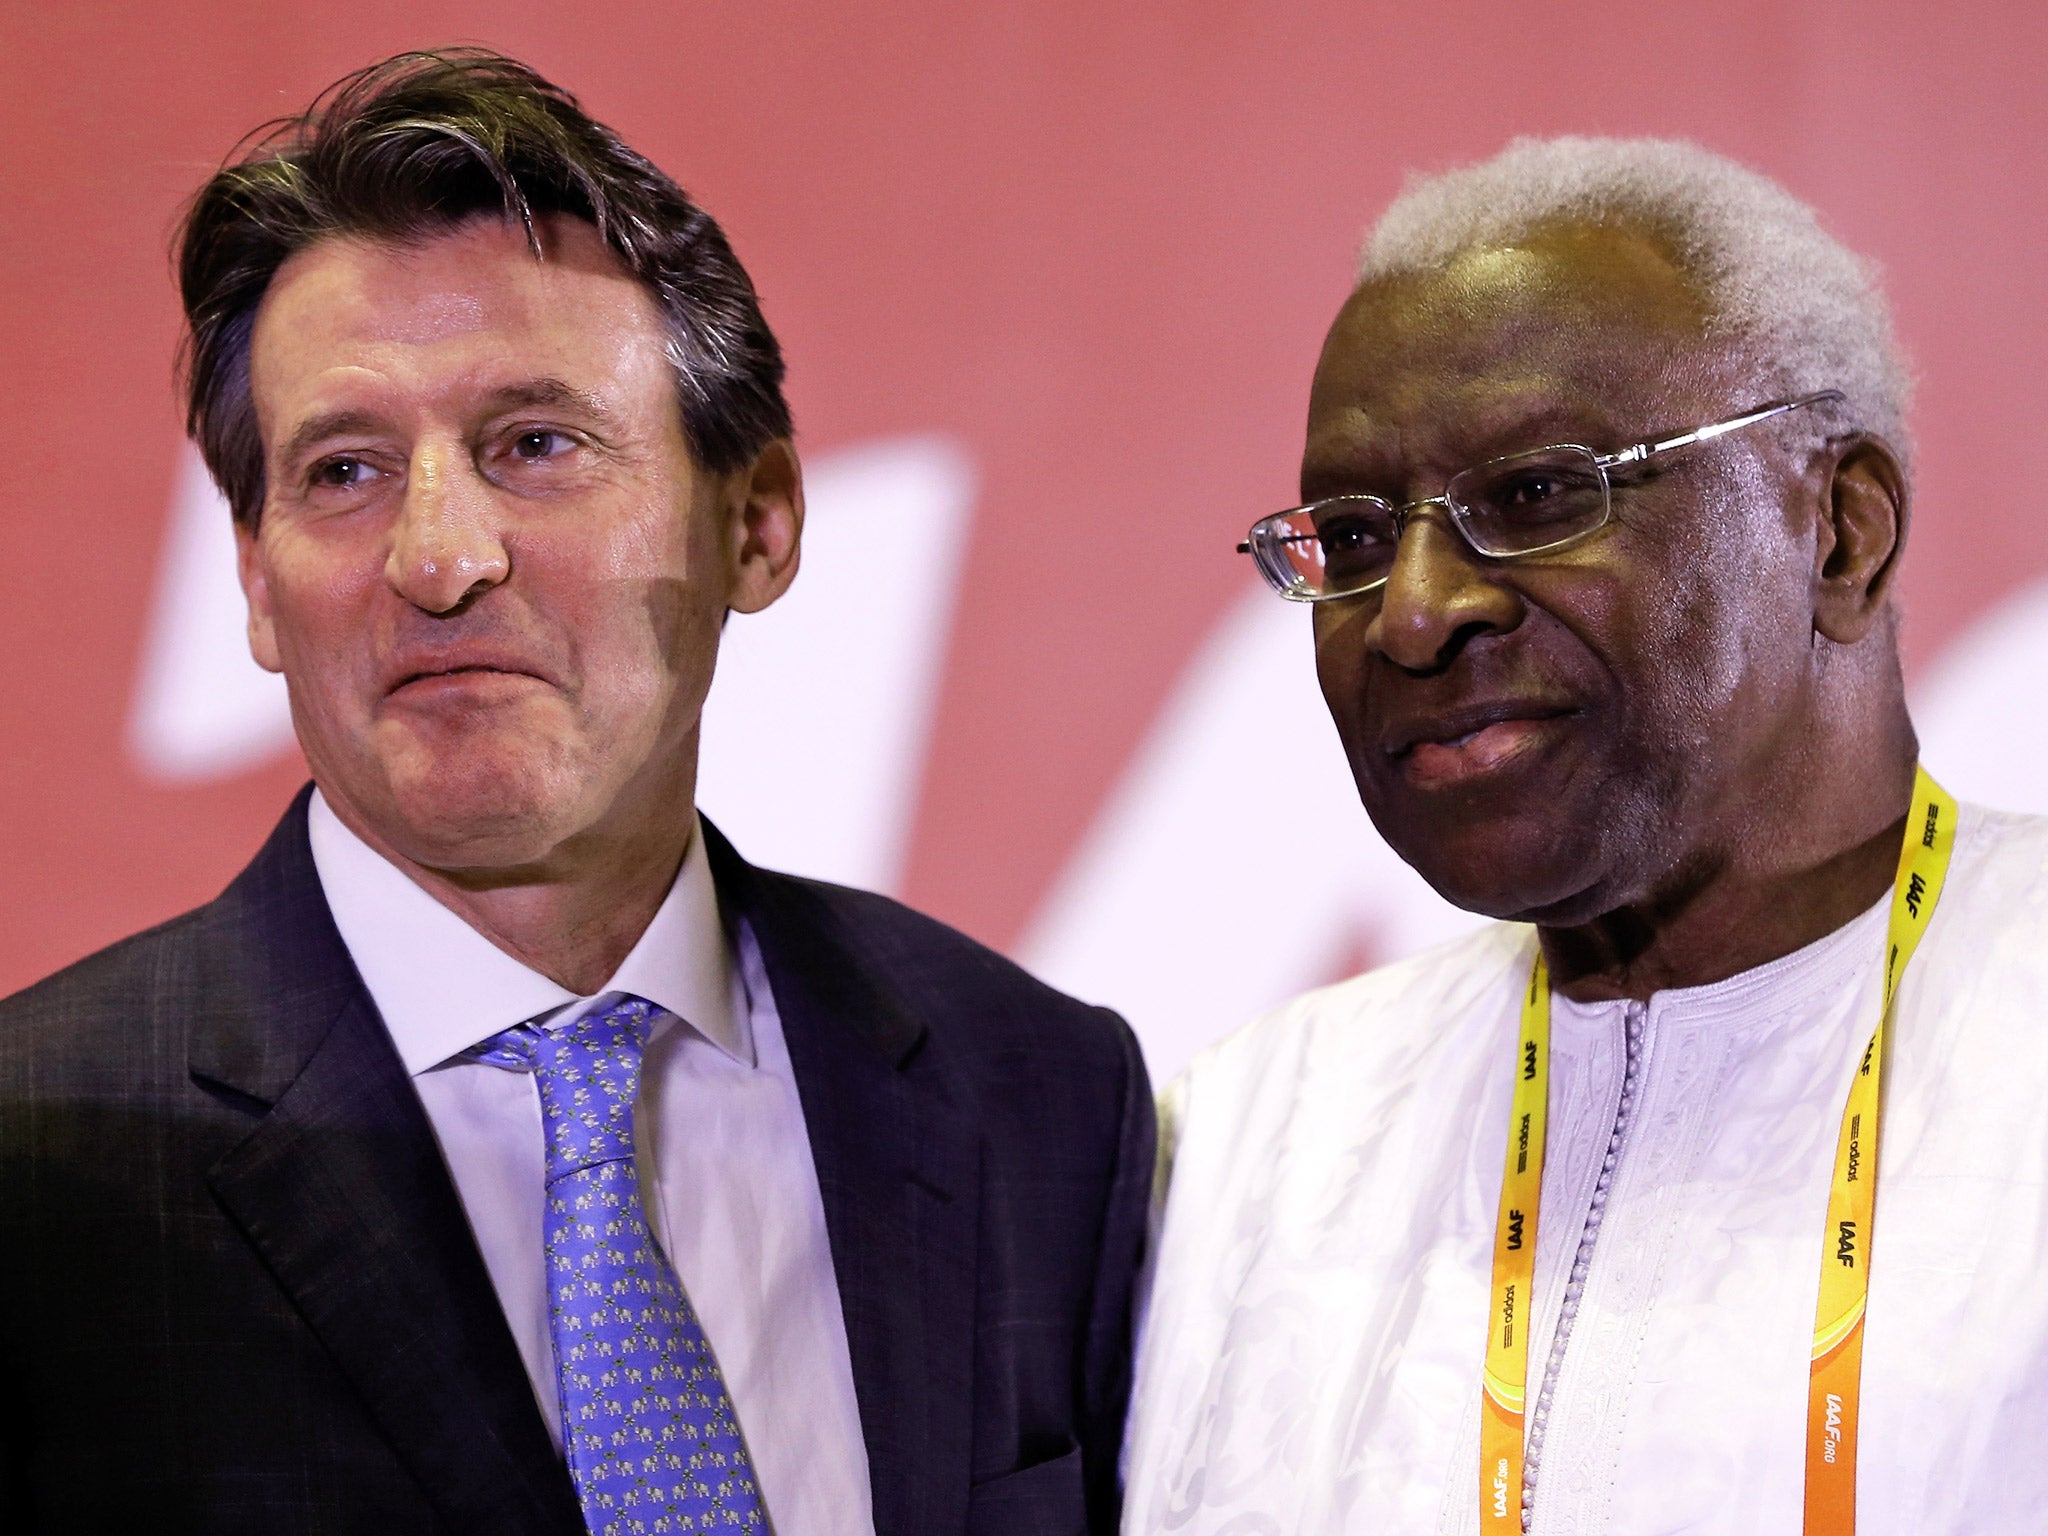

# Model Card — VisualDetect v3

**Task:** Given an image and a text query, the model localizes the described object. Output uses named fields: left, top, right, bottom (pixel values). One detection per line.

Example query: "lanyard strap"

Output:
left=1481, top=767, right=1956, bottom=1534
left=1481, top=952, right=1551, bottom=1528
left=1803, top=766, right=1956, bottom=1533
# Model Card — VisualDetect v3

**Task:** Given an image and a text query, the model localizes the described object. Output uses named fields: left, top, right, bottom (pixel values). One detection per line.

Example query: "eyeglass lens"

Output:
left=1448, top=445, right=1609, bottom=556
left=1260, top=444, right=1612, bottom=598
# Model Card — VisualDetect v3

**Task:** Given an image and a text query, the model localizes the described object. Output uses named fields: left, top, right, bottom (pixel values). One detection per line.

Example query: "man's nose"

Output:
left=386, top=444, right=511, bottom=615
left=1369, top=509, right=1521, bottom=673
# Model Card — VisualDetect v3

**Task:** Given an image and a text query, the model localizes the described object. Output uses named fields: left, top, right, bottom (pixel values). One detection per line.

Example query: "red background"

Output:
left=2, top=0, right=2043, bottom=994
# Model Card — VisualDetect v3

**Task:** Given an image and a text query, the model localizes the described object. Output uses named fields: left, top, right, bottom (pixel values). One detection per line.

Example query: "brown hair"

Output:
left=177, top=49, right=791, bottom=527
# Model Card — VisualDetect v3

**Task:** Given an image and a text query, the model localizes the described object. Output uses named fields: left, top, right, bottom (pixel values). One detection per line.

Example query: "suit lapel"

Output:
left=705, top=823, right=981, bottom=1536
left=191, top=792, right=581, bottom=1534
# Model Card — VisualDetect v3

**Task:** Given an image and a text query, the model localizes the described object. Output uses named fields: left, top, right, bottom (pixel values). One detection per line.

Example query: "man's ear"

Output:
left=725, top=438, right=804, bottom=616
left=235, top=520, right=285, bottom=674
left=1812, top=435, right=1909, bottom=645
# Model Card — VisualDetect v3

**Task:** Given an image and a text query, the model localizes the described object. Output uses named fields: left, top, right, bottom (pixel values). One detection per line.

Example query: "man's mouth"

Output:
left=1384, top=705, right=1574, bottom=789
left=385, top=661, right=550, bottom=699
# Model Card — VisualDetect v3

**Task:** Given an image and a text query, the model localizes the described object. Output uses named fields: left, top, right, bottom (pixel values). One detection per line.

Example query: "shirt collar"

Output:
left=306, top=788, right=744, bottom=1075
left=1548, top=886, right=1893, bottom=1034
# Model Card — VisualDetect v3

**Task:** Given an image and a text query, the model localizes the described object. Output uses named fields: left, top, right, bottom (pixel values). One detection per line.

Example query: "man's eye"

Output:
left=1312, top=514, right=1392, bottom=555
left=311, top=456, right=376, bottom=490
left=510, top=429, right=574, bottom=461
left=1498, top=470, right=1565, bottom=506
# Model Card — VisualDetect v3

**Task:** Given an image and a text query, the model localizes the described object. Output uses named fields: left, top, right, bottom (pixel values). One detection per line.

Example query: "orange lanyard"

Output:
left=1481, top=767, right=1956, bottom=1534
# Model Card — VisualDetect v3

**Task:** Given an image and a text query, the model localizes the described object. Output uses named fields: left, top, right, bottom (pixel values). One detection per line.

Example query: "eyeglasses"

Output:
left=1238, top=389, right=1845, bottom=602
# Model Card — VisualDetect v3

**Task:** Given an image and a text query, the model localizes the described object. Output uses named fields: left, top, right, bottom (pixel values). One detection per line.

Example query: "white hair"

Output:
left=1357, top=136, right=1912, bottom=464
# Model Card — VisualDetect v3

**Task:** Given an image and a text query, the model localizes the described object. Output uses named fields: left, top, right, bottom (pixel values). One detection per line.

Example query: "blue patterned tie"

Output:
left=476, top=996, right=767, bottom=1534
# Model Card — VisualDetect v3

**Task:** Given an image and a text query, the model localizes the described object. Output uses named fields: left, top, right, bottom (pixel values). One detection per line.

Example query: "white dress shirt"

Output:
left=1125, top=801, right=2048, bottom=1535
left=307, top=790, right=875, bottom=1536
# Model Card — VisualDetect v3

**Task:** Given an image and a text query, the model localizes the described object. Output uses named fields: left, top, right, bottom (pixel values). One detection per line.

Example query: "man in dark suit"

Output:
left=0, top=51, right=1150, bottom=1536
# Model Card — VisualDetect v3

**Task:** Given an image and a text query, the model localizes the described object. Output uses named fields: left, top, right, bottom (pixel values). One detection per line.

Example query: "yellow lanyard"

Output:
left=1481, top=953, right=1552, bottom=1527
left=1480, top=767, right=1957, bottom=1533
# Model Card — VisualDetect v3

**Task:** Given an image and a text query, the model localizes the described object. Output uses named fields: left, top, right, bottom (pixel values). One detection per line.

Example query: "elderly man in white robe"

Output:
left=1123, top=137, right=2048, bottom=1536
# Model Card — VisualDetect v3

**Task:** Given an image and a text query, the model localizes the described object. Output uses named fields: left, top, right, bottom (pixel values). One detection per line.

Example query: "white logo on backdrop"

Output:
left=129, top=449, right=296, bottom=780
left=130, top=440, right=2048, bottom=1082
left=1906, top=583, right=2048, bottom=817
left=694, top=436, right=975, bottom=894
left=1016, top=589, right=1484, bottom=1077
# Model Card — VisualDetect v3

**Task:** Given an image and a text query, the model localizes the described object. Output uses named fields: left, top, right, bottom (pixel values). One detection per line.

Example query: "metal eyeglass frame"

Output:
left=1238, top=388, right=1847, bottom=602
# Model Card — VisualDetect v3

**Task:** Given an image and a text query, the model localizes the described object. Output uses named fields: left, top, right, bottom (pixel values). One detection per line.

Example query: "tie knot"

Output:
left=553, top=993, right=659, bottom=1063
left=481, top=994, right=662, bottom=1183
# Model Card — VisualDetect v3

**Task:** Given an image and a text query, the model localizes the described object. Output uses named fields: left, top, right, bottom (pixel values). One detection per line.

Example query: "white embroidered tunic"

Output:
left=1124, top=802, right=2048, bottom=1535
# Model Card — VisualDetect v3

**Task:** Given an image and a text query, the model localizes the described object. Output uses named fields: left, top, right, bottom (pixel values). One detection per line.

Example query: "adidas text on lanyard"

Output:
left=1479, top=766, right=1956, bottom=1534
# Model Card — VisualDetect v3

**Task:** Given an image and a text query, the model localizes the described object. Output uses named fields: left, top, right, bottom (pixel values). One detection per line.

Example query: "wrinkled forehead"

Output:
left=1307, top=224, right=1739, bottom=468
left=256, top=215, right=647, bottom=350
left=246, top=214, right=674, bottom=447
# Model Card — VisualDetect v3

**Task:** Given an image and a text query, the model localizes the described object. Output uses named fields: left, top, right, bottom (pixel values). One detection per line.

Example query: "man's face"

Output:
left=1308, top=225, right=1829, bottom=925
left=240, top=214, right=797, bottom=872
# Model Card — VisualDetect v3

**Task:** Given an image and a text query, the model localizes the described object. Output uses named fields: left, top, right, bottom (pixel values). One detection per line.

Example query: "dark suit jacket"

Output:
left=0, top=789, right=1152, bottom=1535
